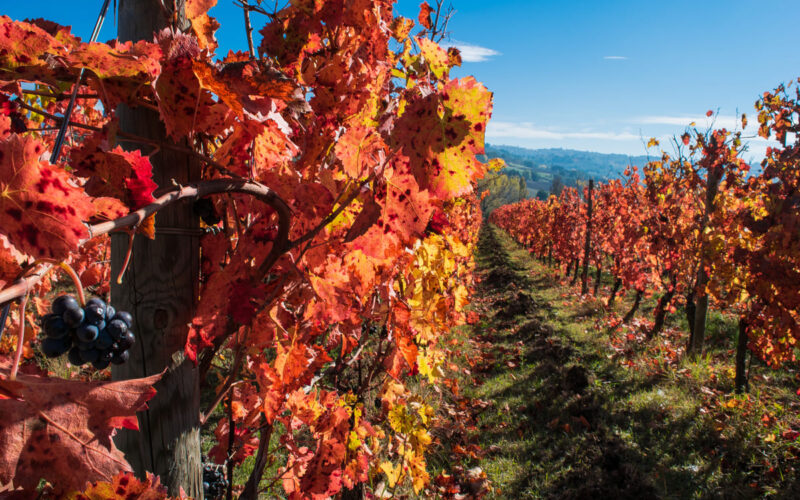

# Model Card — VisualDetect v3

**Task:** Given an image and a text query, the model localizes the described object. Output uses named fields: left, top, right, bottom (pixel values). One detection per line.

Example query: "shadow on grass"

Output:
left=465, top=224, right=799, bottom=499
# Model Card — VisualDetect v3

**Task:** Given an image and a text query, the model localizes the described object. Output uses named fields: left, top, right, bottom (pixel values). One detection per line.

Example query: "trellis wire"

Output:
left=50, top=0, right=112, bottom=162
left=1, top=0, right=111, bottom=346
left=0, top=303, right=10, bottom=346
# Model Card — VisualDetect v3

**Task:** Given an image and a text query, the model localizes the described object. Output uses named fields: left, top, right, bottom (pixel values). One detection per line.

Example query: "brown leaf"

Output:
left=0, top=364, right=161, bottom=495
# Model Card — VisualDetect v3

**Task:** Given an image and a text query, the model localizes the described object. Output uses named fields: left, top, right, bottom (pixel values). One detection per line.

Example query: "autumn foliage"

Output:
left=0, top=0, right=491, bottom=497
left=492, top=81, right=800, bottom=367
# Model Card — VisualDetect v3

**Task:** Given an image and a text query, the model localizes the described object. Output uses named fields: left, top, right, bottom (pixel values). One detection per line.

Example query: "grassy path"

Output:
left=460, top=224, right=800, bottom=499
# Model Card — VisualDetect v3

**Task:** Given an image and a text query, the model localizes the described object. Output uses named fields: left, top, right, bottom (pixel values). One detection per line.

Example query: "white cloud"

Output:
left=637, top=115, right=784, bottom=161
left=639, top=115, right=743, bottom=130
left=487, top=121, right=640, bottom=141
left=447, top=40, right=500, bottom=63
left=603, top=56, right=628, bottom=60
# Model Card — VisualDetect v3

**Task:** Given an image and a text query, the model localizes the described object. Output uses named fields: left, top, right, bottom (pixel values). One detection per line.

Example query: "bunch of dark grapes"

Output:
left=202, top=462, right=228, bottom=499
left=39, top=295, right=135, bottom=369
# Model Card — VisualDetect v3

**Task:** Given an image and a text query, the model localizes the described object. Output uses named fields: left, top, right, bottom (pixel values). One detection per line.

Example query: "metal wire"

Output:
left=0, top=302, right=10, bottom=346
left=50, top=0, right=112, bottom=163
left=2, top=0, right=111, bottom=346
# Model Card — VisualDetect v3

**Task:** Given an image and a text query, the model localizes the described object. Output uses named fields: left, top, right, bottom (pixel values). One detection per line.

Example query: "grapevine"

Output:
left=40, top=294, right=135, bottom=370
left=0, top=0, right=492, bottom=497
left=492, top=84, right=800, bottom=372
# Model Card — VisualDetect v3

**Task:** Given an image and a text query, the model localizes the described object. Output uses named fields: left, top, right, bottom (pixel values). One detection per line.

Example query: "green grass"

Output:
left=451, top=224, right=800, bottom=499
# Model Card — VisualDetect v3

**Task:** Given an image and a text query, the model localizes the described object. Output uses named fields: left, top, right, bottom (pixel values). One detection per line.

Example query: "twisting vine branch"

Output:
left=9, top=293, right=28, bottom=380
left=427, top=0, right=455, bottom=43
left=0, top=178, right=292, bottom=306
left=241, top=0, right=256, bottom=59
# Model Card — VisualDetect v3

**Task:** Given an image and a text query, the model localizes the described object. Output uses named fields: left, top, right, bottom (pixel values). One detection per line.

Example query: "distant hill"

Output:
left=480, top=144, right=651, bottom=199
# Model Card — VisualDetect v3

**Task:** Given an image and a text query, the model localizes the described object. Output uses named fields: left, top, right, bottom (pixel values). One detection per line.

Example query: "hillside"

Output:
left=482, top=144, right=651, bottom=199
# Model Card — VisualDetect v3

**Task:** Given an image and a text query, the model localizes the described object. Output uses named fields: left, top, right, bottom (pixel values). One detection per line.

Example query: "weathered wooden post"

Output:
left=111, top=1, right=203, bottom=496
left=580, top=179, right=593, bottom=294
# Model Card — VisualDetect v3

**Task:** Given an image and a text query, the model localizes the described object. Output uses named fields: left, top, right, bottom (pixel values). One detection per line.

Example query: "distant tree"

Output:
left=536, top=189, right=549, bottom=200
left=550, top=175, right=565, bottom=196
left=478, top=172, right=528, bottom=218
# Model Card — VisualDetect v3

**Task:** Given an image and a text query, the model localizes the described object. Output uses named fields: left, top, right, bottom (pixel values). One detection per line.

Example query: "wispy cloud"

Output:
left=639, top=115, right=743, bottom=130
left=603, top=56, right=628, bottom=60
left=447, top=40, right=500, bottom=63
left=637, top=115, right=784, bottom=160
left=638, top=114, right=769, bottom=138
left=487, top=121, right=639, bottom=141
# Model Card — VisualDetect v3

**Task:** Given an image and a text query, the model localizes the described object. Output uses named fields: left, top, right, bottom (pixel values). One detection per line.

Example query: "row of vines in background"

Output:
left=0, top=0, right=494, bottom=498
left=491, top=81, right=800, bottom=392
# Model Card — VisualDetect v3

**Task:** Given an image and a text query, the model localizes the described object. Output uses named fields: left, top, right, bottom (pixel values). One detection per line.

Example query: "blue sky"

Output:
left=4, top=1, right=798, bottom=160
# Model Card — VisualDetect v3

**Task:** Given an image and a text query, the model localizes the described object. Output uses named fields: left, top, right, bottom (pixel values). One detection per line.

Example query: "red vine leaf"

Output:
left=335, top=126, right=384, bottom=179
left=392, top=77, right=492, bottom=200
left=0, top=16, right=64, bottom=71
left=417, top=37, right=450, bottom=80
left=186, top=0, right=219, bottom=52
left=0, top=368, right=161, bottom=495
left=193, top=59, right=298, bottom=120
left=186, top=0, right=217, bottom=19
left=0, top=135, right=94, bottom=260
left=418, top=2, right=434, bottom=30
left=68, top=471, right=183, bottom=500
left=67, top=40, right=162, bottom=81
left=380, top=159, right=434, bottom=243
left=191, top=15, right=220, bottom=53
left=0, top=234, right=26, bottom=288
left=71, top=142, right=158, bottom=210
left=153, top=31, right=205, bottom=140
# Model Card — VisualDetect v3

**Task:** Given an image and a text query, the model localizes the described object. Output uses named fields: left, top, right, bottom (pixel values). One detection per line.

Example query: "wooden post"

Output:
left=111, top=1, right=203, bottom=497
left=580, top=180, right=593, bottom=294
left=685, top=290, right=696, bottom=350
left=608, top=277, right=622, bottom=307
left=735, top=317, right=749, bottom=394
left=623, top=290, right=642, bottom=324
left=689, top=167, right=723, bottom=356
left=593, top=265, right=602, bottom=295
left=648, top=283, right=676, bottom=339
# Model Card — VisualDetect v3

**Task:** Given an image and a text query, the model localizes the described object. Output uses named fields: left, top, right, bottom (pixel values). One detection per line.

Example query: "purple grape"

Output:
left=96, top=330, right=113, bottom=349
left=92, top=358, right=111, bottom=370
left=62, top=307, right=84, bottom=328
left=111, top=350, right=129, bottom=365
left=76, top=324, right=99, bottom=343
left=51, top=295, right=79, bottom=316
left=85, top=297, right=106, bottom=310
left=112, top=311, right=133, bottom=329
left=40, top=337, right=71, bottom=358
left=42, top=314, right=69, bottom=339
left=84, top=304, right=105, bottom=325
left=107, top=319, right=128, bottom=340
left=79, top=348, right=100, bottom=363
left=68, top=347, right=86, bottom=366
left=104, top=305, right=116, bottom=321
left=117, top=331, right=135, bottom=350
